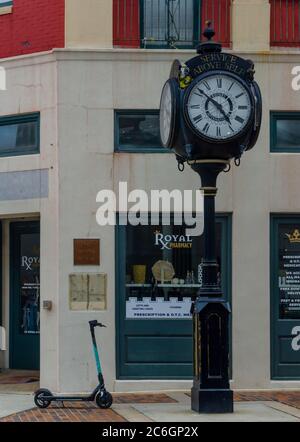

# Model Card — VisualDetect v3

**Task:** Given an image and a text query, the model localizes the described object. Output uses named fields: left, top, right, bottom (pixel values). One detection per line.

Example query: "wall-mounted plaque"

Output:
left=74, top=239, right=100, bottom=266
left=69, top=273, right=107, bottom=311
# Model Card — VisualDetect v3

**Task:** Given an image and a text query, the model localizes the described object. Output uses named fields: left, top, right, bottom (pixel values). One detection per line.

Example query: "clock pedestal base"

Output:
left=191, top=387, right=234, bottom=414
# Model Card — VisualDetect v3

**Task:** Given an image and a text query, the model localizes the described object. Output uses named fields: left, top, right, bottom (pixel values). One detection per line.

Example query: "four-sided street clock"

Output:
left=159, top=29, right=262, bottom=164
left=159, top=24, right=262, bottom=415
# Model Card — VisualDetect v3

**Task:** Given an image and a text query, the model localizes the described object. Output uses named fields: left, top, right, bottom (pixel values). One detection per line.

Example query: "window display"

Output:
left=125, top=219, right=223, bottom=319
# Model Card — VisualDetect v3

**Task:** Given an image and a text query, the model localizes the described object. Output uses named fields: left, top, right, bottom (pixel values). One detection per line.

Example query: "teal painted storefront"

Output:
left=271, top=215, right=300, bottom=380
left=116, top=214, right=232, bottom=379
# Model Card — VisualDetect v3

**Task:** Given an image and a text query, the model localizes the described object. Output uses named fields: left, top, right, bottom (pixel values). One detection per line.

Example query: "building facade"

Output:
left=0, top=0, right=300, bottom=393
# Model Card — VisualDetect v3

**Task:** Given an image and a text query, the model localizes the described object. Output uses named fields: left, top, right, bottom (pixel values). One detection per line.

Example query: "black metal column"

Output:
left=190, top=160, right=233, bottom=413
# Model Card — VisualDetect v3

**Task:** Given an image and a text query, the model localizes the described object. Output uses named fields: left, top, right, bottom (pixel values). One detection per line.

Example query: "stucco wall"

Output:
left=53, top=49, right=300, bottom=392
left=0, top=52, right=60, bottom=389
left=1, top=47, right=300, bottom=392
left=65, top=0, right=113, bottom=49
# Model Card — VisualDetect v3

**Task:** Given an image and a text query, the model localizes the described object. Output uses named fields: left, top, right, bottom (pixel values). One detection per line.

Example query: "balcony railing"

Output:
left=270, top=0, right=300, bottom=46
left=113, top=0, right=231, bottom=49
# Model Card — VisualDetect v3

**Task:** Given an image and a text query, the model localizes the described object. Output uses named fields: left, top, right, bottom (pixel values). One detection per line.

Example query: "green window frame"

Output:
left=270, top=111, right=300, bottom=153
left=115, top=110, right=167, bottom=153
left=0, top=1, right=13, bottom=6
left=0, top=113, right=40, bottom=157
left=140, top=0, right=201, bottom=49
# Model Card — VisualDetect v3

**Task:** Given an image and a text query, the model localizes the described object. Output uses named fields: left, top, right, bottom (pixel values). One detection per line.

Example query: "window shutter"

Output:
left=201, top=0, right=231, bottom=47
left=270, top=0, right=300, bottom=47
left=113, top=0, right=140, bottom=48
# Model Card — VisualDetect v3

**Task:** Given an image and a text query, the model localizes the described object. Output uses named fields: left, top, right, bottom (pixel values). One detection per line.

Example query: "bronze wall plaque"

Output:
left=74, top=239, right=100, bottom=266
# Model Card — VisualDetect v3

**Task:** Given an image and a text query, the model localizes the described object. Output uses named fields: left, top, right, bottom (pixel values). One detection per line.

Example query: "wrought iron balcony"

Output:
left=113, top=0, right=231, bottom=49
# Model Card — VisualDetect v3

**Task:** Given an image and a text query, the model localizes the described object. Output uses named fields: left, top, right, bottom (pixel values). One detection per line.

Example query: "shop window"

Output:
left=270, top=112, right=300, bottom=153
left=115, top=110, right=166, bottom=153
left=116, top=214, right=231, bottom=378
left=0, top=113, right=40, bottom=157
left=124, top=217, right=224, bottom=320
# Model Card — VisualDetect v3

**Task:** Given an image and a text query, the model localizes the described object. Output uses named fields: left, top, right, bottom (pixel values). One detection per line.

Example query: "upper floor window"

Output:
left=270, top=112, right=300, bottom=153
left=115, top=110, right=166, bottom=153
left=0, top=113, right=40, bottom=157
left=142, top=0, right=198, bottom=48
left=113, top=0, right=231, bottom=49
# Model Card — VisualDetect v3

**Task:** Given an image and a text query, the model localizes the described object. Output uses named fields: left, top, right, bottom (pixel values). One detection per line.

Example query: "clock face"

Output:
left=185, top=73, right=253, bottom=142
left=160, top=79, right=175, bottom=148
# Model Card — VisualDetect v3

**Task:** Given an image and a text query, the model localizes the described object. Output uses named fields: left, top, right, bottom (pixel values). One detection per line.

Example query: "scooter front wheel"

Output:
left=95, top=390, right=113, bottom=409
left=34, top=389, right=52, bottom=409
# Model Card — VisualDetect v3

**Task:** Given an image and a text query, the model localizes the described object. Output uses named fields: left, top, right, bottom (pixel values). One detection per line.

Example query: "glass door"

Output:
left=10, top=221, right=40, bottom=370
left=271, top=216, right=300, bottom=379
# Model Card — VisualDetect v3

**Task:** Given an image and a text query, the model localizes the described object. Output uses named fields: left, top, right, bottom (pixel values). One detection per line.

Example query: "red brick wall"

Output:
left=0, top=0, right=65, bottom=59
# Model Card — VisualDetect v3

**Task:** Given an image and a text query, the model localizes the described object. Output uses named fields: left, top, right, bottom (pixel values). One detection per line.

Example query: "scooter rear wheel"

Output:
left=95, top=390, right=113, bottom=409
left=34, top=389, right=52, bottom=409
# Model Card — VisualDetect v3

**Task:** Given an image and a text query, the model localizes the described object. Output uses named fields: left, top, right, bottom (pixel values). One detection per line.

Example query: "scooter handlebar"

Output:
left=89, top=320, right=106, bottom=328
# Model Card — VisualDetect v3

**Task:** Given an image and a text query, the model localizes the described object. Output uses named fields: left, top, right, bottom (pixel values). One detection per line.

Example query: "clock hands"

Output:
left=198, top=89, right=231, bottom=124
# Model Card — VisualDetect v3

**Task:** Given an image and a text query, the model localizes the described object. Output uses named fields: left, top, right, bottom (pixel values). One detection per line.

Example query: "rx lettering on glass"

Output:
left=291, top=326, right=300, bottom=351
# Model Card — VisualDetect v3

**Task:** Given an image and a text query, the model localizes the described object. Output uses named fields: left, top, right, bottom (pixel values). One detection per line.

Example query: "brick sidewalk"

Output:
left=0, top=391, right=300, bottom=422
left=234, top=390, right=300, bottom=410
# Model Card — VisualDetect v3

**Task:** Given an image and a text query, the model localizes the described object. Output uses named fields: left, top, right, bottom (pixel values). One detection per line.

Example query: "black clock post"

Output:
left=159, top=22, right=262, bottom=414
left=190, top=159, right=233, bottom=413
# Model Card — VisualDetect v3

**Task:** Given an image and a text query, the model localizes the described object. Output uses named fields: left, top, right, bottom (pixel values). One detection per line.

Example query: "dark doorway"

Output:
left=10, top=221, right=40, bottom=370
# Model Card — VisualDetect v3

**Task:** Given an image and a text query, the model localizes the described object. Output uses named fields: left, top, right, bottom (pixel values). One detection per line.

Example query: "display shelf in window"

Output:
left=126, top=283, right=202, bottom=288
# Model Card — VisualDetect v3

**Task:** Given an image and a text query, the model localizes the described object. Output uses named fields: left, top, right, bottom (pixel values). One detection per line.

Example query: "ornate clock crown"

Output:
left=196, top=21, right=222, bottom=55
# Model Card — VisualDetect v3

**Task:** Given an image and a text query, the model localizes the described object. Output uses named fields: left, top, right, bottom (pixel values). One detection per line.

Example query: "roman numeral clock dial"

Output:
left=159, top=78, right=179, bottom=149
left=184, top=73, right=252, bottom=142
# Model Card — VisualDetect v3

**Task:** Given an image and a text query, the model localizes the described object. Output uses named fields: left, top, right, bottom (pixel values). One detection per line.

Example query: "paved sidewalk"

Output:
left=0, top=391, right=300, bottom=422
left=0, top=394, right=35, bottom=419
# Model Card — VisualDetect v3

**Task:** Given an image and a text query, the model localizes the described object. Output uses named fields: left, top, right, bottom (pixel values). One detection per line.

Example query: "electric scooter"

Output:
left=34, top=320, right=113, bottom=409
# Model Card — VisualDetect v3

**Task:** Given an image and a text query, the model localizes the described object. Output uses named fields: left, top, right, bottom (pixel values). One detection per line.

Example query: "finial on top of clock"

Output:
left=203, top=21, right=215, bottom=41
left=196, top=20, right=222, bottom=55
